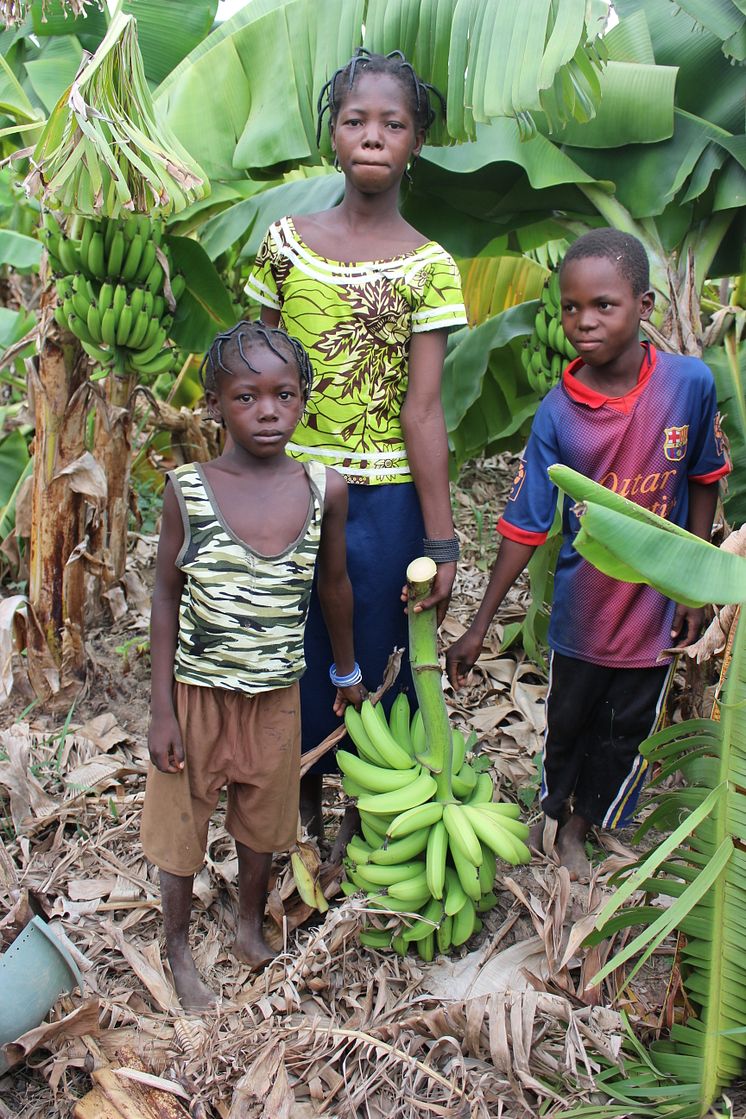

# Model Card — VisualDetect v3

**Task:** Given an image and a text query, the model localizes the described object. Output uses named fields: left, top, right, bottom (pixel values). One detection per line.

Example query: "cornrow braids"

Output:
left=199, top=320, right=314, bottom=400
left=561, top=229, right=651, bottom=297
left=316, top=47, right=445, bottom=149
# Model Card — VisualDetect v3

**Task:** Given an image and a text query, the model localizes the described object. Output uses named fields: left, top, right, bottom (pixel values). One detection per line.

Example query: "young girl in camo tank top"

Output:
left=245, top=49, right=467, bottom=847
left=142, top=322, right=364, bottom=1009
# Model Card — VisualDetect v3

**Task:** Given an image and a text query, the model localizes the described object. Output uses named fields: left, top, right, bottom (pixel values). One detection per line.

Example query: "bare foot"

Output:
left=556, top=825, right=591, bottom=882
left=329, top=804, right=360, bottom=865
left=233, top=921, right=276, bottom=971
left=169, top=950, right=219, bottom=1012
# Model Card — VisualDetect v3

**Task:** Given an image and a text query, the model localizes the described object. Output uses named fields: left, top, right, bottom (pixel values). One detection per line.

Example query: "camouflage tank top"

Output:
left=169, top=460, right=326, bottom=695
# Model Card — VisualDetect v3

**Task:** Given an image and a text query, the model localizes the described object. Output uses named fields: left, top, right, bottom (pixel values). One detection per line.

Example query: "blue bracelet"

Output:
left=329, top=662, right=363, bottom=687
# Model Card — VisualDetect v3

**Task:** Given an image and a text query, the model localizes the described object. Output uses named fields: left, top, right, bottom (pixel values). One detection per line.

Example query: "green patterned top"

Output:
left=245, top=217, right=467, bottom=485
left=170, top=459, right=326, bottom=695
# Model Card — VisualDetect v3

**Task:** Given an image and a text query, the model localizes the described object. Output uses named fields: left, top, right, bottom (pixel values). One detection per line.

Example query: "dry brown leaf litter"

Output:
left=0, top=455, right=717, bottom=1117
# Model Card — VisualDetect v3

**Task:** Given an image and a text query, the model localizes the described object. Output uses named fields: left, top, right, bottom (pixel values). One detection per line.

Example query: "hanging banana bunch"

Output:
left=24, top=11, right=207, bottom=217
left=521, top=266, right=578, bottom=397
left=342, top=557, right=531, bottom=963
left=1, top=0, right=100, bottom=23
left=45, top=211, right=185, bottom=383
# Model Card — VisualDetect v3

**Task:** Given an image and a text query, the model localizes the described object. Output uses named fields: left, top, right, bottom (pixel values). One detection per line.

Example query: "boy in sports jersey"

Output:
left=142, top=322, right=365, bottom=1009
left=446, top=229, right=730, bottom=879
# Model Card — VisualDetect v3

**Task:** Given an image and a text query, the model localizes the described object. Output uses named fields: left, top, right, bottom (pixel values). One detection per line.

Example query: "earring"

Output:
left=333, top=156, right=341, bottom=171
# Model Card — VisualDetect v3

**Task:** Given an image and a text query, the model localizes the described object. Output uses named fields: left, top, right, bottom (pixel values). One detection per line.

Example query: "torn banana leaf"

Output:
left=25, top=10, right=208, bottom=217
left=549, top=464, right=746, bottom=608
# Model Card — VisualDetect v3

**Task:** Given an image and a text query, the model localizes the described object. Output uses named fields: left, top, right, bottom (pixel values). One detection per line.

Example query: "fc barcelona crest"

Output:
left=508, top=459, right=526, bottom=501
left=663, top=425, right=689, bottom=461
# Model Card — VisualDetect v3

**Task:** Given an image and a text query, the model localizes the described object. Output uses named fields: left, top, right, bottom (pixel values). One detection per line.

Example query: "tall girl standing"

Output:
left=245, top=49, right=467, bottom=843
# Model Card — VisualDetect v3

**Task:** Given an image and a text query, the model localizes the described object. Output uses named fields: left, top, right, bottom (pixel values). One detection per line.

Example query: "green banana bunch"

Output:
left=341, top=682, right=530, bottom=964
left=26, top=12, right=207, bottom=218
left=48, top=212, right=188, bottom=385
left=521, top=264, right=578, bottom=397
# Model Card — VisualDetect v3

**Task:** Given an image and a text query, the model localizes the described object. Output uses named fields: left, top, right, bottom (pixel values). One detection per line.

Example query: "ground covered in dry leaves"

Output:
left=0, top=456, right=727, bottom=1118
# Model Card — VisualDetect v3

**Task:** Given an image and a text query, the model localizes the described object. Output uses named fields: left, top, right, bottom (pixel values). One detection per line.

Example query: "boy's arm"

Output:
left=446, top=538, right=535, bottom=688
left=670, top=480, right=719, bottom=646
left=400, top=328, right=456, bottom=623
left=315, top=469, right=365, bottom=714
left=148, top=481, right=187, bottom=773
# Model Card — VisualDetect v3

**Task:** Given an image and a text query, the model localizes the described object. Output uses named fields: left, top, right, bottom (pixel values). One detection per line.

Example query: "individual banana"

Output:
left=346, top=860, right=425, bottom=888
left=56, top=235, right=80, bottom=275
left=345, top=836, right=373, bottom=865
left=134, top=239, right=157, bottom=284
left=360, top=816, right=388, bottom=846
left=88, top=231, right=106, bottom=279
left=101, top=308, right=118, bottom=346
left=66, top=312, right=94, bottom=345
left=464, top=805, right=531, bottom=866
left=387, top=870, right=431, bottom=903
left=451, top=897, right=477, bottom=947
left=107, top=228, right=125, bottom=277
left=128, top=327, right=167, bottom=366
left=443, top=867, right=468, bottom=918
left=402, top=897, right=443, bottom=943
left=443, top=803, right=483, bottom=867
left=82, top=341, right=115, bottom=366
left=86, top=302, right=103, bottom=343
left=449, top=839, right=482, bottom=902
left=450, top=727, right=468, bottom=776
left=436, top=914, right=453, bottom=954
left=472, top=801, right=522, bottom=819
left=368, top=827, right=430, bottom=865
left=477, top=890, right=499, bottom=914
left=478, top=846, right=497, bottom=894
left=170, top=272, right=186, bottom=302
left=336, top=749, right=421, bottom=794
left=356, top=771, right=437, bottom=816
left=386, top=800, right=444, bottom=840
left=466, top=772, right=495, bottom=805
left=360, top=700, right=414, bottom=770
left=125, top=308, right=151, bottom=350
left=388, top=691, right=413, bottom=753
left=121, top=232, right=144, bottom=280
left=359, top=928, right=393, bottom=949
left=115, top=303, right=133, bottom=346
left=425, top=819, right=448, bottom=900
left=290, top=851, right=318, bottom=910
left=451, top=762, right=478, bottom=799
left=417, top=931, right=435, bottom=962
left=344, top=705, right=388, bottom=766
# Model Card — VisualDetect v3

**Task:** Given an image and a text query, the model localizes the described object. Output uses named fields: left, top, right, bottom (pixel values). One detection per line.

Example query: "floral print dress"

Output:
left=245, top=217, right=467, bottom=761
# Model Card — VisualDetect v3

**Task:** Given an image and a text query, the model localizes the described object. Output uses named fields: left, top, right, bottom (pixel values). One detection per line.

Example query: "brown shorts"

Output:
left=141, top=680, right=300, bottom=876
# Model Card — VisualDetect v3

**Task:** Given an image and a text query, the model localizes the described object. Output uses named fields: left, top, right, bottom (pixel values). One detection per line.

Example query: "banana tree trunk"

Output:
left=27, top=307, right=89, bottom=704
left=90, top=371, right=137, bottom=593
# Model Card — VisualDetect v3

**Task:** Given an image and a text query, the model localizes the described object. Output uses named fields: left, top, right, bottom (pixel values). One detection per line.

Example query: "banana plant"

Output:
left=548, top=465, right=746, bottom=1118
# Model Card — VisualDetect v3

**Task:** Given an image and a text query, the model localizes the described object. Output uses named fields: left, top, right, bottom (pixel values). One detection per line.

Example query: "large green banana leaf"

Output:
left=155, top=0, right=612, bottom=178
left=550, top=466, right=746, bottom=1118
left=707, top=341, right=746, bottom=527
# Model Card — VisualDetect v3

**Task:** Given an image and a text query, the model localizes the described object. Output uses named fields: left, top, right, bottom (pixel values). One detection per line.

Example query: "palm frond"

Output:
left=551, top=467, right=746, bottom=1117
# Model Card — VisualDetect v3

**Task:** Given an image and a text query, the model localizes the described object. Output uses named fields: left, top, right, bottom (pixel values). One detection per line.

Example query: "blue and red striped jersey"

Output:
left=498, top=344, right=730, bottom=667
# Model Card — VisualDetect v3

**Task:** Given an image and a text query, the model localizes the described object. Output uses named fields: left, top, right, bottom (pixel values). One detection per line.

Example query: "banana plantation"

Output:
left=0, top=0, right=745, bottom=1116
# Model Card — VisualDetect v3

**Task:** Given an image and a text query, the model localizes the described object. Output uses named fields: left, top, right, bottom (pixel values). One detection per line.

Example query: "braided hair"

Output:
left=560, top=229, right=651, bottom=297
left=316, top=47, right=445, bottom=153
left=199, top=320, right=314, bottom=401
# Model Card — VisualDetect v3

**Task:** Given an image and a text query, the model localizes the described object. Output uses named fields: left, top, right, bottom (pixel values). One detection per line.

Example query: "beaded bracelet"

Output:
left=329, top=662, right=363, bottom=687
left=423, top=536, right=460, bottom=564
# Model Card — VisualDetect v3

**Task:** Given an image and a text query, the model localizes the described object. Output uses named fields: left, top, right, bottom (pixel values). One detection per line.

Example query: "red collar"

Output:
left=562, top=343, right=657, bottom=411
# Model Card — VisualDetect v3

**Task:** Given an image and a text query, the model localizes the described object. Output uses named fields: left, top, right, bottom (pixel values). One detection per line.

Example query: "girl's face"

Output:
left=206, top=345, right=305, bottom=460
left=330, top=71, right=424, bottom=193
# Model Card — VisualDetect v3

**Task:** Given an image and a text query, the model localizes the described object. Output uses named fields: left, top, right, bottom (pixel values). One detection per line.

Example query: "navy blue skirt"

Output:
left=301, top=482, right=425, bottom=773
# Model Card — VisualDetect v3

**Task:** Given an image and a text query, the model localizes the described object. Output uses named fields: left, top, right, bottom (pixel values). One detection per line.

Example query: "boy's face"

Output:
left=206, top=346, right=305, bottom=459
left=560, top=256, right=654, bottom=369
